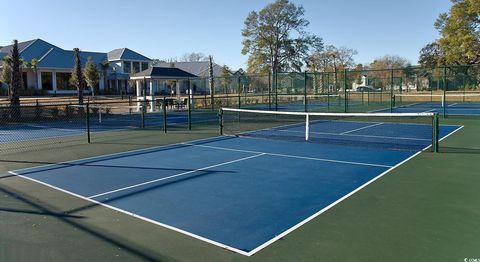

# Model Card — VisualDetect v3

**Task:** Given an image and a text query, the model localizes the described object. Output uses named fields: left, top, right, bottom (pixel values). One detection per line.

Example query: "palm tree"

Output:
left=99, top=61, right=110, bottom=93
left=31, top=58, right=39, bottom=89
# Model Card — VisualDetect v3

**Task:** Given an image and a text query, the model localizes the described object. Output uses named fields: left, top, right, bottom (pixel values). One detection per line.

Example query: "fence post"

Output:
left=304, top=71, right=308, bottom=112
left=86, top=103, right=90, bottom=143
left=237, top=76, right=241, bottom=109
left=390, top=68, right=394, bottom=113
left=188, top=79, right=192, bottom=130
left=443, top=66, right=447, bottom=117
left=343, top=69, right=348, bottom=113
left=163, top=96, right=167, bottom=133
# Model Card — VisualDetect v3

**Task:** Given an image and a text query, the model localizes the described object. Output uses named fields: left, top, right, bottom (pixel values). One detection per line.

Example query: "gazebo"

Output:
left=130, top=67, right=198, bottom=110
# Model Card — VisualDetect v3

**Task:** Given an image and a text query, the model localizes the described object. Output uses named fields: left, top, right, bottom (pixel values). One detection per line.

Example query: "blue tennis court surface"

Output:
left=9, top=121, right=461, bottom=256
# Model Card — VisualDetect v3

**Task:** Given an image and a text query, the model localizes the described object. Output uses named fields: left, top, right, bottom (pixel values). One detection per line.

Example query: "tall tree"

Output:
left=84, top=57, right=100, bottom=97
left=435, top=0, right=480, bottom=64
left=242, top=0, right=322, bottom=74
left=99, top=60, right=110, bottom=92
left=369, top=55, right=410, bottom=89
left=31, top=58, right=39, bottom=88
left=70, top=48, right=85, bottom=105
left=219, top=65, right=232, bottom=93
left=1, top=57, right=12, bottom=90
left=9, top=40, right=22, bottom=108
left=180, top=52, right=207, bottom=62
left=310, top=45, right=357, bottom=89
left=418, top=42, right=445, bottom=67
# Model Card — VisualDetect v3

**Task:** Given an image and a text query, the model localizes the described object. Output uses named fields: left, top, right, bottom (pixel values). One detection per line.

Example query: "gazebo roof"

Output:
left=131, top=67, right=197, bottom=79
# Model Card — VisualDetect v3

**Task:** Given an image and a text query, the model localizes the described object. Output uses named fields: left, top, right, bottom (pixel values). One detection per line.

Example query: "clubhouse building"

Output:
left=0, top=39, right=208, bottom=96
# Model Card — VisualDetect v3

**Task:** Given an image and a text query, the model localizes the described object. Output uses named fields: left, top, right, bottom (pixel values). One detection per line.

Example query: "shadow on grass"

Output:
left=440, top=147, right=480, bottom=154
left=0, top=185, right=171, bottom=261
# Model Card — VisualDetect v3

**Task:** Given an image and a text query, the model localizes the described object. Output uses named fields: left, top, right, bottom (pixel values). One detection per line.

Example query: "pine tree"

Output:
left=70, top=48, right=85, bottom=105
left=10, top=40, right=22, bottom=108
left=84, top=57, right=100, bottom=97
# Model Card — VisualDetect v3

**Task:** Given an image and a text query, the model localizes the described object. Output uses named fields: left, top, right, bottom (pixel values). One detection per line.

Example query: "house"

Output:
left=0, top=39, right=152, bottom=94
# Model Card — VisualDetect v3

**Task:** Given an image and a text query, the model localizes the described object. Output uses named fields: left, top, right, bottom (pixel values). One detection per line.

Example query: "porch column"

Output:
left=52, top=72, right=57, bottom=91
left=37, top=70, right=42, bottom=90
left=136, top=80, right=141, bottom=97
left=149, top=79, right=155, bottom=112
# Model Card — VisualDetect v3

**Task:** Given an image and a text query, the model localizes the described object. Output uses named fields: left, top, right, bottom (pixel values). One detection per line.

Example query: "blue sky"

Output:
left=0, top=0, right=451, bottom=70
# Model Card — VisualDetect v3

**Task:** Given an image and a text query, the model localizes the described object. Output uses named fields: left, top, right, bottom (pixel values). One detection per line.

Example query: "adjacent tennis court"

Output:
left=8, top=110, right=461, bottom=256
left=378, top=93, right=480, bottom=115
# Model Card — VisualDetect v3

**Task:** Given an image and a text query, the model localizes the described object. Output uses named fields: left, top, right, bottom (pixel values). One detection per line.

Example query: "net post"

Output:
left=218, top=108, right=224, bottom=135
left=305, top=113, right=310, bottom=141
left=163, top=96, right=167, bottom=133
left=390, top=68, right=394, bottom=113
left=343, top=69, right=348, bottom=113
left=304, top=71, right=308, bottom=112
left=86, top=103, right=90, bottom=143
left=188, top=79, right=192, bottom=130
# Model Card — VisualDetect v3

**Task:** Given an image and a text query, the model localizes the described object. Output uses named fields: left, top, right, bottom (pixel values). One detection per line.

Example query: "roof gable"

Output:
left=108, top=48, right=151, bottom=61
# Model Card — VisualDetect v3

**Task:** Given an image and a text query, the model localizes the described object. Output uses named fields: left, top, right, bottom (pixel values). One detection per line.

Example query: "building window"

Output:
left=123, top=61, right=131, bottom=74
left=141, top=62, right=149, bottom=71
left=56, top=72, right=75, bottom=90
left=133, top=62, right=140, bottom=73
left=41, top=72, right=53, bottom=90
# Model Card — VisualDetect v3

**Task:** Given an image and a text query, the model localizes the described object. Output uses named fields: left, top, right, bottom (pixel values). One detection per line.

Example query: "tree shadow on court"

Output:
left=65, top=168, right=234, bottom=216
left=0, top=185, right=172, bottom=261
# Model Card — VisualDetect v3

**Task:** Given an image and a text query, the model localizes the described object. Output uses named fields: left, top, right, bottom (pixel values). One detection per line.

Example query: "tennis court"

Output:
left=7, top=109, right=461, bottom=256
left=0, top=108, right=219, bottom=144
left=377, top=93, right=480, bottom=115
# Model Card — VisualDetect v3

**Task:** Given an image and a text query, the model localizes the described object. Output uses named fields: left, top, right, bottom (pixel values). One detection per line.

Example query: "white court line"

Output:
left=87, top=153, right=265, bottom=199
left=340, top=122, right=383, bottom=134
left=181, top=142, right=393, bottom=168
left=276, top=129, right=431, bottom=141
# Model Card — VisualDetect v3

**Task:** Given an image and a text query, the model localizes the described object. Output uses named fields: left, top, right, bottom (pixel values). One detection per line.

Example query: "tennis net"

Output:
left=220, top=108, right=439, bottom=152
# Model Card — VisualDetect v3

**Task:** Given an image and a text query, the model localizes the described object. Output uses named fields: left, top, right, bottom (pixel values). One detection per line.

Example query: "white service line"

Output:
left=340, top=122, right=383, bottom=134
left=181, top=142, right=393, bottom=168
left=87, top=153, right=266, bottom=199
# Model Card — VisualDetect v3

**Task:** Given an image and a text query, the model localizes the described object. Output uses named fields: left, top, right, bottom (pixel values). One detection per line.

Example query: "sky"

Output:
left=0, top=0, right=451, bottom=70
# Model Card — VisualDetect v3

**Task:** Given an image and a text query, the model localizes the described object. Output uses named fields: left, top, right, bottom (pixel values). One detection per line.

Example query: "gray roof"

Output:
left=107, top=48, right=151, bottom=61
left=132, top=67, right=197, bottom=78
left=38, top=48, right=107, bottom=69
left=154, top=61, right=224, bottom=77
left=0, top=39, right=150, bottom=70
